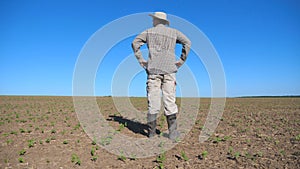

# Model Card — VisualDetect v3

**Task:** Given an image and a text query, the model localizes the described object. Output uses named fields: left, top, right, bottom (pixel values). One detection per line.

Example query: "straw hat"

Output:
left=149, top=12, right=170, bottom=25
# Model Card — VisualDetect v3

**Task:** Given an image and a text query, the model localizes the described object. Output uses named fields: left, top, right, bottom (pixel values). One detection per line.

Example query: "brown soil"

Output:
left=0, top=96, right=299, bottom=168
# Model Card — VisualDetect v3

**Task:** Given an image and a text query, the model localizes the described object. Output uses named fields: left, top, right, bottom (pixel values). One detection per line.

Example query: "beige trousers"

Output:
left=147, top=73, right=178, bottom=116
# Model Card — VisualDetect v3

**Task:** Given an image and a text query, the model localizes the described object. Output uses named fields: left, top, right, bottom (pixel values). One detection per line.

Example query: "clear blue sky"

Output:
left=0, top=0, right=299, bottom=97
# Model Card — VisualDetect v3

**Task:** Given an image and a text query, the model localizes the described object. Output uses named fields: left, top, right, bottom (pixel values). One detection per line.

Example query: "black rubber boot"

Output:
left=147, top=114, right=157, bottom=138
left=166, top=114, right=180, bottom=141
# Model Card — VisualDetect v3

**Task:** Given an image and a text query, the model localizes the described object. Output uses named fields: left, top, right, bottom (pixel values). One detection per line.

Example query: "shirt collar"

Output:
left=155, top=24, right=166, bottom=27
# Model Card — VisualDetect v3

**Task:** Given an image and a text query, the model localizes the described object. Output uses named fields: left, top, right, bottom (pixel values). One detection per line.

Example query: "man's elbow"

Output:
left=187, top=39, right=192, bottom=47
left=131, top=42, right=136, bottom=51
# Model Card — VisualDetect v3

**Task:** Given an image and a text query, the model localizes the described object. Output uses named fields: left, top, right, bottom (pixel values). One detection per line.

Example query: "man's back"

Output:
left=132, top=24, right=191, bottom=75
left=146, top=24, right=178, bottom=74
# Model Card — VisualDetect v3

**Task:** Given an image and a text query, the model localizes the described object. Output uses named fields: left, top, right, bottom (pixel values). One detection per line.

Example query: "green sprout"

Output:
left=181, top=151, right=189, bottom=161
left=71, top=154, right=81, bottom=165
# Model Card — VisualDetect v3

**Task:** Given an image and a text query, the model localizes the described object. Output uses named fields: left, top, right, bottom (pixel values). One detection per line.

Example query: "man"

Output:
left=131, top=12, right=191, bottom=140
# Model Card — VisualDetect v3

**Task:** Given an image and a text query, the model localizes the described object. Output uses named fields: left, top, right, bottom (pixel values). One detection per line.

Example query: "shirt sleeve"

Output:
left=131, top=30, right=147, bottom=64
left=176, top=30, right=191, bottom=65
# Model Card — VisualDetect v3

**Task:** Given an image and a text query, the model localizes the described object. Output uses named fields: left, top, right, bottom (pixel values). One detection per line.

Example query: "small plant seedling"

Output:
left=91, top=155, right=98, bottom=162
left=227, top=147, right=241, bottom=160
left=117, top=123, right=125, bottom=131
left=19, top=149, right=26, bottom=156
left=202, top=150, right=208, bottom=159
left=279, top=149, right=285, bottom=155
left=245, top=152, right=253, bottom=160
left=228, top=146, right=233, bottom=154
left=10, top=131, right=17, bottom=135
left=74, top=123, right=81, bottom=130
left=19, top=128, right=26, bottom=133
left=51, top=129, right=56, bottom=134
left=129, top=154, right=137, bottom=160
left=6, top=139, right=13, bottom=145
left=234, top=152, right=240, bottom=159
left=156, top=151, right=166, bottom=168
left=61, top=130, right=66, bottom=135
left=3, top=133, right=9, bottom=137
left=92, top=137, right=97, bottom=145
left=63, top=140, right=68, bottom=144
left=113, top=112, right=121, bottom=116
left=213, top=137, right=222, bottom=143
left=91, top=147, right=96, bottom=156
left=295, top=134, right=300, bottom=141
left=158, top=163, right=164, bottom=169
left=4, top=159, right=9, bottom=164
left=18, top=157, right=24, bottom=163
left=28, top=139, right=36, bottom=148
left=90, top=147, right=98, bottom=161
left=71, top=154, right=81, bottom=165
left=45, top=138, right=51, bottom=143
left=118, top=151, right=127, bottom=162
left=158, top=141, right=165, bottom=148
left=95, top=145, right=100, bottom=150
left=223, top=135, right=231, bottom=141
left=212, top=136, right=231, bottom=143
left=20, top=119, right=27, bottom=123
left=100, top=136, right=113, bottom=146
left=175, top=137, right=181, bottom=143
left=181, top=151, right=189, bottom=161
left=256, top=151, right=263, bottom=157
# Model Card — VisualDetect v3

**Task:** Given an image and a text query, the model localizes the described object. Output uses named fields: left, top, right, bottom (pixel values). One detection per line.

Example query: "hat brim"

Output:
left=149, top=14, right=170, bottom=25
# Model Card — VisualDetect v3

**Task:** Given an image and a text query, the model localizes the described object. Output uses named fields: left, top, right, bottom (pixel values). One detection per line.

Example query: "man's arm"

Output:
left=175, top=30, right=191, bottom=67
left=132, top=31, right=147, bottom=68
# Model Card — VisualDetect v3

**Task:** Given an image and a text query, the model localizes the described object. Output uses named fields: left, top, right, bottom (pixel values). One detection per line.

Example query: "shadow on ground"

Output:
left=107, top=115, right=161, bottom=137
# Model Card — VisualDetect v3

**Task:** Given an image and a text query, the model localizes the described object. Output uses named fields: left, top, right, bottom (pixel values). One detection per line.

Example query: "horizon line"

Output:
left=1, top=94, right=300, bottom=98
